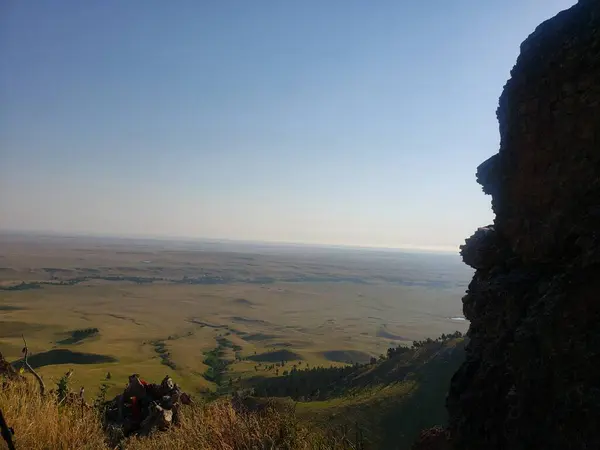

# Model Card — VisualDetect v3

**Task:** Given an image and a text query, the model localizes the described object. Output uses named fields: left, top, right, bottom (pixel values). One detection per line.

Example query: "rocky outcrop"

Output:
left=446, top=1, right=600, bottom=449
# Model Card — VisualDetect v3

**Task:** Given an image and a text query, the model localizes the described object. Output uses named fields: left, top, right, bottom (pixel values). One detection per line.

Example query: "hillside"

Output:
left=242, top=334, right=466, bottom=450
left=0, top=352, right=356, bottom=450
left=1, top=334, right=464, bottom=449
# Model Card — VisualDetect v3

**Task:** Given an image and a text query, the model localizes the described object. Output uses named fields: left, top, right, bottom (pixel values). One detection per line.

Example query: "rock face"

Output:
left=447, top=1, right=600, bottom=449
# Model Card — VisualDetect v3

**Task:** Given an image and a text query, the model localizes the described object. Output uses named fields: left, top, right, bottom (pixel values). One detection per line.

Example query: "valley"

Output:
left=0, top=232, right=470, bottom=448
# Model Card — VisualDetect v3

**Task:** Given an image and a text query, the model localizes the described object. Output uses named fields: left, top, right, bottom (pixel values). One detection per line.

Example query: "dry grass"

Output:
left=0, top=379, right=353, bottom=450
left=124, top=401, right=349, bottom=450
left=0, top=380, right=106, bottom=450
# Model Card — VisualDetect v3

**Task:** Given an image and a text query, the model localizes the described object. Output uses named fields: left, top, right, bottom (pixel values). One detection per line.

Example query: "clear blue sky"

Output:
left=0, top=0, right=575, bottom=251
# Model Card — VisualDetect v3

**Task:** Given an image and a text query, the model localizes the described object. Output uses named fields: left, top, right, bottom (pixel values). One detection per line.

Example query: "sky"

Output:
left=0, top=0, right=576, bottom=252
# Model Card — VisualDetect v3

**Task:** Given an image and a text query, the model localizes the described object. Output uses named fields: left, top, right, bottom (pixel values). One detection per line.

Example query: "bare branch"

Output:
left=0, top=408, right=16, bottom=450
left=21, top=335, right=46, bottom=396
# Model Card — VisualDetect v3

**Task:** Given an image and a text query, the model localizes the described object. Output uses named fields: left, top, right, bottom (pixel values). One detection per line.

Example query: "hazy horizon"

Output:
left=0, top=228, right=463, bottom=254
left=1, top=0, right=576, bottom=249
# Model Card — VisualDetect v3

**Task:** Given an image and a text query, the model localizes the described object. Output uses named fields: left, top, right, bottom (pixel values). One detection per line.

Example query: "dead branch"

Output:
left=21, top=335, right=46, bottom=396
left=80, top=386, right=85, bottom=417
left=0, top=408, right=16, bottom=450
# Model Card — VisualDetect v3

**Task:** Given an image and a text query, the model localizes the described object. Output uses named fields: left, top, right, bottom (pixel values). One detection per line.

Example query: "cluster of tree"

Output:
left=251, top=360, right=307, bottom=376
left=250, top=331, right=465, bottom=401
left=368, top=331, right=465, bottom=364
left=179, top=274, right=232, bottom=285
left=411, top=331, right=463, bottom=349
left=57, top=327, right=101, bottom=345
left=1, top=275, right=165, bottom=292
left=251, top=363, right=362, bottom=401
left=203, top=337, right=235, bottom=387
left=70, top=328, right=99, bottom=340
left=152, top=340, right=177, bottom=370
left=95, top=275, right=156, bottom=284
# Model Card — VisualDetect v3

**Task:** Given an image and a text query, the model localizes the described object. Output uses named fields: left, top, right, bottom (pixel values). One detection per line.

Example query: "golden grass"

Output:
left=0, top=380, right=106, bottom=450
left=124, top=401, right=344, bottom=450
left=0, top=379, right=353, bottom=450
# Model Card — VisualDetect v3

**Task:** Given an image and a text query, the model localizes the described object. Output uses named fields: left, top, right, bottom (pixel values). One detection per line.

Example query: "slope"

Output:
left=245, top=334, right=466, bottom=449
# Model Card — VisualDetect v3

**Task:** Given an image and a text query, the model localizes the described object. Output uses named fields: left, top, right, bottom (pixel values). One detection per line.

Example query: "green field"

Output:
left=0, top=233, right=469, bottom=411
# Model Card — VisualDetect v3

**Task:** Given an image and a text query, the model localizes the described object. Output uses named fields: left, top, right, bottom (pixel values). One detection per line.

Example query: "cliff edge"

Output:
left=444, top=0, right=600, bottom=449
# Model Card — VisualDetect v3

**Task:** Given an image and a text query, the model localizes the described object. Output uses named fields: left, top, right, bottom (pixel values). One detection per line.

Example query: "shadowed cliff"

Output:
left=438, top=0, right=600, bottom=449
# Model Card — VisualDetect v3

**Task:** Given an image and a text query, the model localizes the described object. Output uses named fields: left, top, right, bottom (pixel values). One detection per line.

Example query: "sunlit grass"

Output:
left=0, top=379, right=353, bottom=450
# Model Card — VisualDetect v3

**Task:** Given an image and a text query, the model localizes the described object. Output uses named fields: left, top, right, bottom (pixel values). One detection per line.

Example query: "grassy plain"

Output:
left=0, top=232, right=470, bottom=400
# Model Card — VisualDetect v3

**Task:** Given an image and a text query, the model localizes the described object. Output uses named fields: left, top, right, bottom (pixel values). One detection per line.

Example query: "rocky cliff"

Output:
left=445, top=1, right=600, bottom=449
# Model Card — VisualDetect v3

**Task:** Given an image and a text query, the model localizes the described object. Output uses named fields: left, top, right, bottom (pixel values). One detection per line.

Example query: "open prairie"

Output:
left=0, top=232, right=470, bottom=397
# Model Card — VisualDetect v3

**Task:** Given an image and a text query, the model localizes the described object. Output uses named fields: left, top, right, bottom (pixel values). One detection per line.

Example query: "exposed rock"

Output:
left=459, top=226, right=510, bottom=270
left=475, top=155, right=499, bottom=197
left=445, top=1, right=600, bottom=449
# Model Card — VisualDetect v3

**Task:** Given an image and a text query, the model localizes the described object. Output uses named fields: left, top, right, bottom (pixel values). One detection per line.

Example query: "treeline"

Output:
left=0, top=281, right=42, bottom=291
left=0, top=272, right=447, bottom=290
left=71, top=328, right=99, bottom=340
left=0, top=275, right=157, bottom=291
left=58, top=327, right=100, bottom=345
left=252, top=363, right=361, bottom=400
left=409, top=330, right=463, bottom=349
left=250, top=331, right=464, bottom=402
